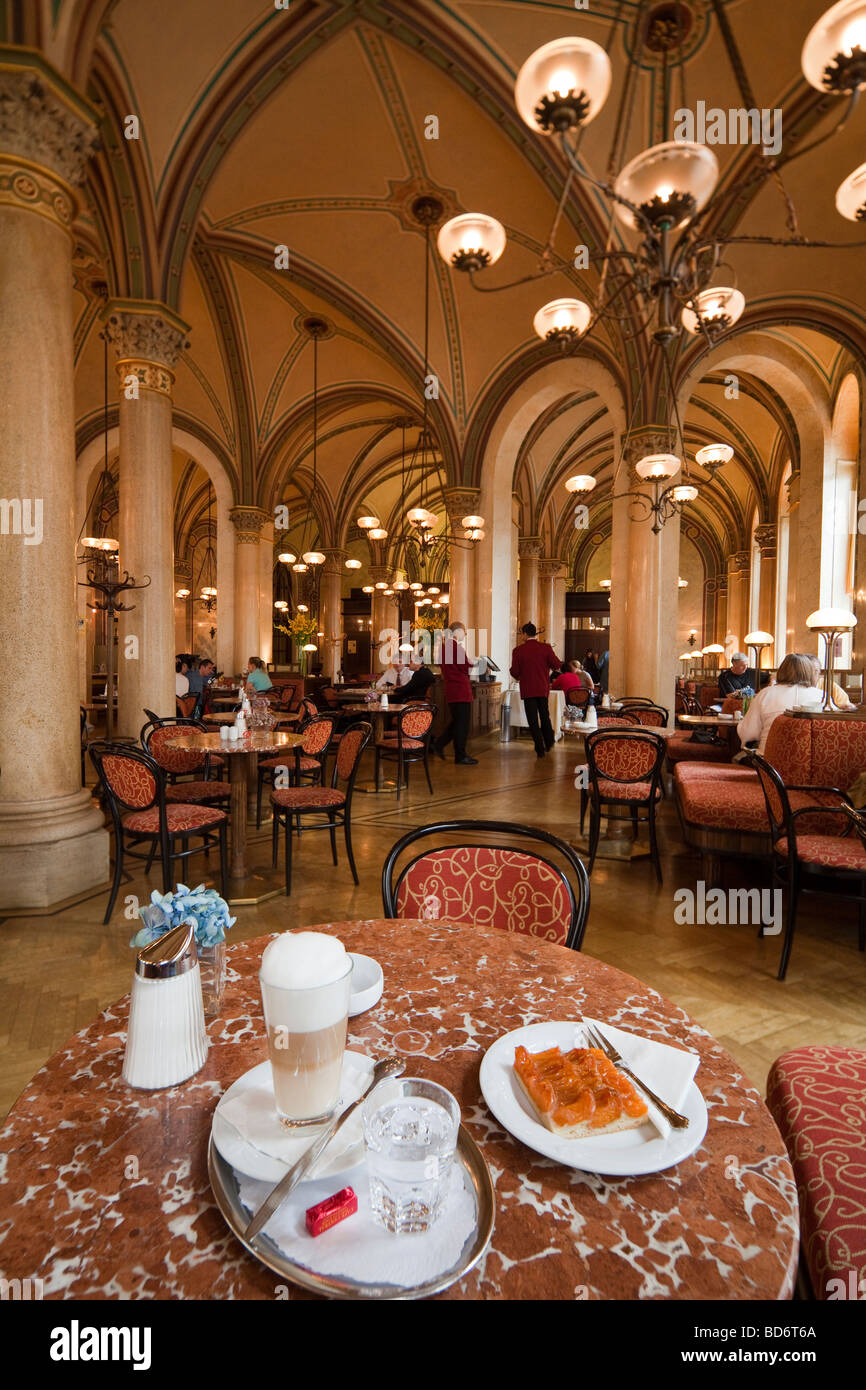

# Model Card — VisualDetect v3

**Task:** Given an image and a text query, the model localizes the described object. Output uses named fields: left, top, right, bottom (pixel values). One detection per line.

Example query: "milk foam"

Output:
left=260, top=932, right=352, bottom=1032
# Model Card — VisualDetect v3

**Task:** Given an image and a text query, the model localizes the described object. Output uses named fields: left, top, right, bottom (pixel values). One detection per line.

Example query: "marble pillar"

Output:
left=370, top=565, right=393, bottom=670
left=0, top=53, right=109, bottom=908
left=257, top=519, right=274, bottom=664
left=174, top=560, right=192, bottom=653
left=518, top=537, right=543, bottom=629
left=321, top=549, right=346, bottom=681
left=538, top=558, right=564, bottom=656
left=785, top=468, right=802, bottom=652
left=105, top=300, right=188, bottom=735
left=726, top=550, right=751, bottom=653
left=442, top=488, right=480, bottom=631
left=230, top=508, right=268, bottom=673
left=853, top=382, right=866, bottom=670
left=755, top=525, right=777, bottom=667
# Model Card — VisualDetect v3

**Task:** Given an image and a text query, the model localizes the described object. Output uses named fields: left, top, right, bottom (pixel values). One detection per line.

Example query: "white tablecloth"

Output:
left=507, top=687, right=566, bottom=741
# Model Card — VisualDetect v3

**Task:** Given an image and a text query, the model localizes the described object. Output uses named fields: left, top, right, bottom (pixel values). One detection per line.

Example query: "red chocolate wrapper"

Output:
left=305, top=1186, right=358, bottom=1237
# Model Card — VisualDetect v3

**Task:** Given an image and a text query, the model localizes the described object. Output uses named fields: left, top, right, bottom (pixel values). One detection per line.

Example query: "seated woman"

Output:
left=552, top=660, right=592, bottom=695
left=737, top=653, right=823, bottom=755
left=246, top=656, right=273, bottom=693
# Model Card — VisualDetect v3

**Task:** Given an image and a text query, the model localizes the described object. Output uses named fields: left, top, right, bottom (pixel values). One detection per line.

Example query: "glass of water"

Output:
left=363, top=1077, right=460, bottom=1234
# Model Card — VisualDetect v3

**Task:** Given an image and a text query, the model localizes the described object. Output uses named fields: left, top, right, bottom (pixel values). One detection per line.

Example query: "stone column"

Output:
left=370, top=564, right=393, bottom=671
left=230, top=507, right=268, bottom=673
left=321, top=548, right=346, bottom=681
left=754, top=524, right=777, bottom=667
left=442, top=487, right=481, bottom=631
left=174, top=560, right=192, bottom=652
left=726, top=550, right=751, bottom=653
left=0, top=53, right=110, bottom=908
left=785, top=468, right=802, bottom=651
left=105, top=300, right=189, bottom=735
left=538, top=558, right=564, bottom=655
left=715, top=575, right=728, bottom=646
left=518, top=537, right=543, bottom=628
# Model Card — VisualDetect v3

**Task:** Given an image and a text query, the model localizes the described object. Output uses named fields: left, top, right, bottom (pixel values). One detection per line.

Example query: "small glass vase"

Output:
left=197, top=939, right=226, bottom=1020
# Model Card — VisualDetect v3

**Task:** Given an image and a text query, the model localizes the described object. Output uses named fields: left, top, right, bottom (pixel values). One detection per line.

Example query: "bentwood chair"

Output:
left=585, top=729, right=666, bottom=884
left=374, top=702, right=436, bottom=800
left=627, top=703, right=669, bottom=728
left=140, top=717, right=230, bottom=807
left=271, top=722, right=372, bottom=894
left=577, top=714, right=640, bottom=834
left=381, top=819, right=590, bottom=951
left=565, top=687, right=592, bottom=713
left=256, top=712, right=336, bottom=827
left=89, top=742, right=228, bottom=924
left=748, top=751, right=862, bottom=980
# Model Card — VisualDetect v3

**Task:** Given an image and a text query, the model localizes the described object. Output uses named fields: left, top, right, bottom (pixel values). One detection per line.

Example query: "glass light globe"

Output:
left=399, top=642, right=414, bottom=653
left=409, top=582, right=423, bottom=590
left=464, top=528, right=485, bottom=542
left=702, top=643, right=725, bottom=655
left=374, top=581, right=388, bottom=590
left=671, top=485, right=699, bottom=503
left=427, top=587, right=441, bottom=595
left=678, top=577, right=689, bottom=588
left=384, top=589, right=394, bottom=596
left=599, top=579, right=612, bottom=589
left=277, top=551, right=296, bottom=564
left=302, top=551, right=325, bottom=565
left=514, top=37, right=612, bottom=134
left=345, top=557, right=362, bottom=569
left=394, top=580, right=409, bottom=590
left=437, top=214, right=506, bottom=272
left=614, top=142, right=719, bottom=232
left=802, top=0, right=866, bottom=91
left=175, top=588, right=191, bottom=599
left=302, top=643, right=318, bottom=652
left=297, top=603, right=309, bottom=612
left=292, top=562, right=308, bottom=573
left=836, top=160, right=866, bottom=220
left=635, top=453, right=680, bottom=481
left=744, top=630, right=774, bottom=645
left=679, top=651, right=695, bottom=660
left=82, top=535, right=119, bottom=552
left=362, top=585, right=374, bottom=593
left=532, top=298, right=592, bottom=341
left=682, top=288, right=745, bottom=336
left=695, top=443, right=734, bottom=470
left=368, top=528, right=388, bottom=541
left=200, top=586, right=218, bottom=597
left=406, top=507, right=428, bottom=525
left=274, top=600, right=288, bottom=609
left=565, top=474, right=597, bottom=493
left=461, top=514, right=484, bottom=528
left=357, top=515, right=379, bottom=530
left=806, top=607, right=858, bottom=629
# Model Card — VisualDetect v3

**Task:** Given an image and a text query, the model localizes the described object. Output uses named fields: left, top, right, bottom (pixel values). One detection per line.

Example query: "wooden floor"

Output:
left=1, top=731, right=864, bottom=1122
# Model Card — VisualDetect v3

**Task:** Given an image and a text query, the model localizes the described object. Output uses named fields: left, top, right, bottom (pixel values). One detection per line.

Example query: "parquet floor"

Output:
left=1, top=732, right=864, bottom=1122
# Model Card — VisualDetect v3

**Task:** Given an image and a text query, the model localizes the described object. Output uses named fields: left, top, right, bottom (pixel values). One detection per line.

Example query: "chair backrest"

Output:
left=176, top=694, right=197, bottom=718
left=381, top=819, right=590, bottom=951
left=629, top=703, right=668, bottom=728
left=396, top=703, right=435, bottom=741
left=298, top=696, right=319, bottom=729
left=595, top=713, right=640, bottom=728
left=333, top=721, right=372, bottom=788
left=615, top=696, right=653, bottom=707
left=566, top=687, right=591, bottom=709
left=746, top=751, right=792, bottom=841
left=142, top=718, right=208, bottom=775
left=89, top=742, right=162, bottom=812
left=301, top=713, right=336, bottom=756
left=585, top=729, right=665, bottom=793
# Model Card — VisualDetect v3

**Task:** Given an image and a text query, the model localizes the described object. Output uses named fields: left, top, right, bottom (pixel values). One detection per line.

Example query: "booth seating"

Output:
left=767, top=1046, right=866, bottom=1300
left=674, top=713, right=866, bottom=865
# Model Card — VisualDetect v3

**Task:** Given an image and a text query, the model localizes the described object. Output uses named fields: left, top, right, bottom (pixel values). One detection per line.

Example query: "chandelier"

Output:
left=194, top=484, right=218, bottom=613
left=434, top=2, right=866, bottom=528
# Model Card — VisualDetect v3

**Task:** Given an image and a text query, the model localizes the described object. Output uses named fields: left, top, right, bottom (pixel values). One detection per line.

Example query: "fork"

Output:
left=584, top=1023, right=690, bottom=1130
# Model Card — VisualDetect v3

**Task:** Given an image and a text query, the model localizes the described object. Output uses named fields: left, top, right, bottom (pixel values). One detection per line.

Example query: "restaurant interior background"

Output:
left=1, top=0, right=865, bottom=1313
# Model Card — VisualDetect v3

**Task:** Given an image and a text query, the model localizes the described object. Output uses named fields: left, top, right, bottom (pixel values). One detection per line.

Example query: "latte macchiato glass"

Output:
left=259, top=933, right=354, bottom=1127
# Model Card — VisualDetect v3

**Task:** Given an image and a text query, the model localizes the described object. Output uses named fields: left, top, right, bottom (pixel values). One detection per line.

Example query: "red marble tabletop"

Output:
left=165, top=730, right=304, bottom=755
left=0, top=921, right=798, bottom=1300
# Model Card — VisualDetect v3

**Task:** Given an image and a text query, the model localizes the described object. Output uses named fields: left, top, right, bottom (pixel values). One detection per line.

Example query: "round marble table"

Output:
left=0, top=920, right=798, bottom=1300
left=165, top=730, right=304, bottom=905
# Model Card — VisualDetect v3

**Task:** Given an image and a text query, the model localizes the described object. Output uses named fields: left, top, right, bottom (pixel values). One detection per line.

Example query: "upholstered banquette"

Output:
left=675, top=712, right=866, bottom=861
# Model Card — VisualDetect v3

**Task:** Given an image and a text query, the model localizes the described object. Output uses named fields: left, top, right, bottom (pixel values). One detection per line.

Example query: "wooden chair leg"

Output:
left=424, top=748, right=433, bottom=794
left=344, top=813, right=359, bottom=885
left=272, top=807, right=279, bottom=868
left=630, top=806, right=638, bottom=840
left=328, top=811, right=338, bottom=865
left=218, top=823, right=228, bottom=898
left=103, top=830, right=125, bottom=925
left=778, top=861, right=801, bottom=980
left=284, top=811, right=295, bottom=895
left=588, top=800, right=601, bottom=874
left=580, top=787, right=588, bottom=836
left=648, top=799, right=663, bottom=885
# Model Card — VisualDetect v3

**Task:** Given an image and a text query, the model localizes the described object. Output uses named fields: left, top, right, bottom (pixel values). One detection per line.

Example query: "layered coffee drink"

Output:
left=259, top=932, right=354, bottom=1126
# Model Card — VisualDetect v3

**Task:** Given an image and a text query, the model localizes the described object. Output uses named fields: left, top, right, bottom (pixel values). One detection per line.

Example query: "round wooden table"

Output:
left=165, top=730, right=304, bottom=905
left=0, top=920, right=798, bottom=1300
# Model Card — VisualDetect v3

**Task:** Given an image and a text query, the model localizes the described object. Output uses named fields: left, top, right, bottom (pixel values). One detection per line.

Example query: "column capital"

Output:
left=754, top=523, right=777, bottom=558
left=785, top=468, right=801, bottom=511
left=104, top=300, right=190, bottom=394
left=369, top=564, right=391, bottom=584
left=518, top=536, right=544, bottom=561
left=537, top=557, right=563, bottom=580
left=322, top=547, right=346, bottom=577
left=729, top=550, right=751, bottom=575
left=441, top=486, right=482, bottom=525
left=229, top=506, right=269, bottom=544
left=174, top=559, right=192, bottom=581
left=0, top=52, right=99, bottom=229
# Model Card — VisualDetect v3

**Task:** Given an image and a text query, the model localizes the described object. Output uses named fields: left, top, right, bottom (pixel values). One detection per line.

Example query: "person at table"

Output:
left=719, top=653, right=758, bottom=698
left=552, top=660, right=592, bottom=696
left=189, top=657, right=216, bottom=716
left=434, top=621, right=477, bottom=765
left=737, top=653, right=823, bottom=754
left=809, top=654, right=851, bottom=709
left=510, top=622, right=562, bottom=759
left=175, top=657, right=189, bottom=698
left=390, top=655, right=436, bottom=705
left=375, top=659, right=412, bottom=691
left=246, top=656, right=273, bottom=693
left=596, top=648, right=609, bottom=694
left=583, top=650, right=600, bottom=683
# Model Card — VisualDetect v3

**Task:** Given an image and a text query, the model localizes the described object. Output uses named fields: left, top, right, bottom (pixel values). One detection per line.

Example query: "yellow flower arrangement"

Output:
left=275, top=612, right=319, bottom=646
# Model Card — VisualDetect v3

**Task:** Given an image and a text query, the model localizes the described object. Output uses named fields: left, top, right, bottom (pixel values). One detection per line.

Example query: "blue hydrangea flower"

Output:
left=129, top=882, right=236, bottom=950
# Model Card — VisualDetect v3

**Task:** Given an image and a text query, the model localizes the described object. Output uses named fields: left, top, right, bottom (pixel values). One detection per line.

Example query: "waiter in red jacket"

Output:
left=434, top=620, right=477, bottom=765
left=510, top=622, right=562, bottom=758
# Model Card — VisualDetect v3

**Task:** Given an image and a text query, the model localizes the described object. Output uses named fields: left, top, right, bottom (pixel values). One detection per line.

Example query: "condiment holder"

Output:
left=122, top=922, right=208, bottom=1089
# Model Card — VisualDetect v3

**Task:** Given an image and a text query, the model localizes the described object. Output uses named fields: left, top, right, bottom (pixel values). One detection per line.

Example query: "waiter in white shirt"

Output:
left=375, top=660, right=412, bottom=691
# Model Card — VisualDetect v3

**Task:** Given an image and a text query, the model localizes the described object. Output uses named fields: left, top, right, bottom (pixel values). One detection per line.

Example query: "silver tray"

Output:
left=208, top=1126, right=495, bottom=1300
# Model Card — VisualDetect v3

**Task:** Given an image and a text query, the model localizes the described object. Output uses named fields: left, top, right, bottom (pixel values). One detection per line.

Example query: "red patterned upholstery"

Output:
left=399, top=708, right=433, bottom=739
left=678, top=778, right=847, bottom=834
left=377, top=736, right=423, bottom=751
left=102, top=755, right=156, bottom=808
left=595, top=778, right=661, bottom=802
left=271, top=787, right=346, bottom=809
left=148, top=726, right=204, bottom=775
left=674, top=763, right=762, bottom=785
left=591, top=736, right=658, bottom=781
left=631, top=707, right=666, bottom=727
left=164, top=780, right=230, bottom=803
left=775, top=834, right=866, bottom=870
left=336, top=727, right=366, bottom=780
left=595, top=714, right=639, bottom=728
left=767, top=1047, right=866, bottom=1299
left=122, top=804, right=225, bottom=834
left=302, top=717, right=335, bottom=756
left=666, top=733, right=733, bottom=765
left=396, top=846, right=572, bottom=945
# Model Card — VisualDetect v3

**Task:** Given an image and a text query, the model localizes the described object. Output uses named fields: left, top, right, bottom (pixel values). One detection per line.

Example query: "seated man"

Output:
left=246, top=656, right=273, bottom=693
left=375, top=659, right=412, bottom=690
left=718, top=653, right=757, bottom=698
left=390, top=655, right=435, bottom=704
left=175, top=657, right=189, bottom=698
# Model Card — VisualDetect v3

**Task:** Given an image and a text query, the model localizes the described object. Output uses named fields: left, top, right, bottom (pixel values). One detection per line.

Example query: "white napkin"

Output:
left=237, top=1161, right=477, bottom=1292
left=581, top=1018, right=699, bottom=1140
left=219, top=1053, right=373, bottom=1174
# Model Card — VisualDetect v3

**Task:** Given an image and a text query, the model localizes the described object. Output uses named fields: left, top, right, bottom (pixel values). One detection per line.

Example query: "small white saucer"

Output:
left=349, top=953, right=383, bottom=1016
left=212, top=1051, right=373, bottom=1183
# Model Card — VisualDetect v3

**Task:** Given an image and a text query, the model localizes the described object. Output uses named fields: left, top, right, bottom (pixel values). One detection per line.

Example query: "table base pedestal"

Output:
left=572, top=813, right=652, bottom=862
left=226, top=869, right=286, bottom=907
left=355, top=779, right=399, bottom=794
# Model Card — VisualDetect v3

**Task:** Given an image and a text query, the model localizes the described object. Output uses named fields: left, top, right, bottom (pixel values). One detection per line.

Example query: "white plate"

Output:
left=212, top=1052, right=373, bottom=1183
left=479, top=1021, right=708, bottom=1176
left=349, top=953, right=383, bottom=1016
